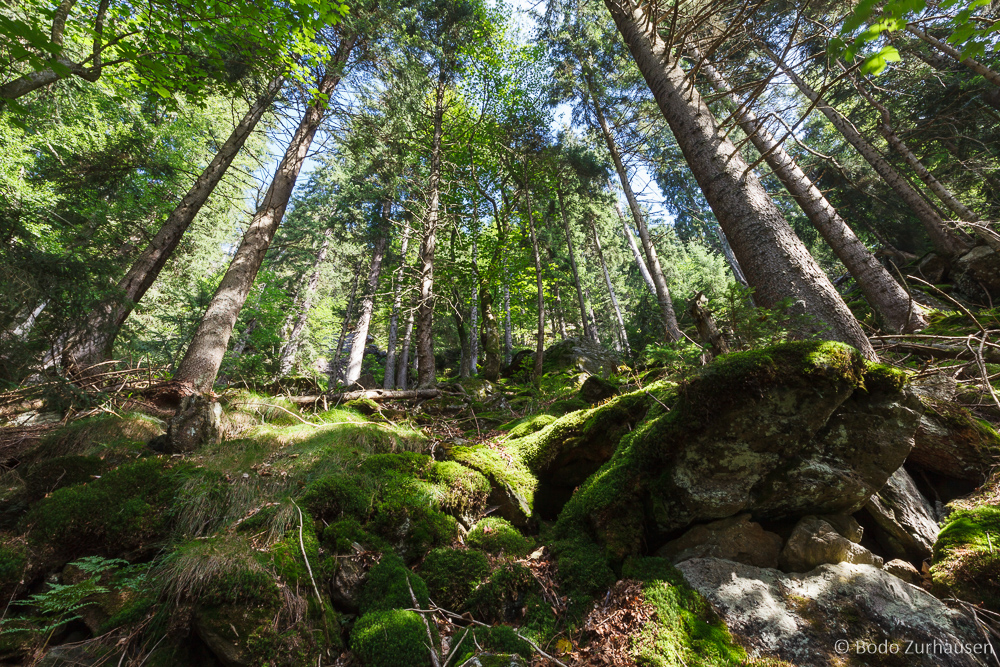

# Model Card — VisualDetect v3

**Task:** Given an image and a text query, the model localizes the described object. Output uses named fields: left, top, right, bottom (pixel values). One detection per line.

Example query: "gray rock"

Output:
left=910, top=394, right=1000, bottom=483
left=656, top=514, right=784, bottom=568
left=580, top=375, right=619, bottom=403
left=330, top=544, right=370, bottom=612
left=953, top=244, right=1000, bottom=301
left=864, top=466, right=939, bottom=562
left=38, top=645, right=121, bottom=666
left=677, top=558, right=990, bottom=666
left=884, top=558, right=924, bottom=586
left=542, top=337, right=620, bottom=378
left=158, top=393, right=222, bottom=453
left=779, top=516, right=882, bottom=572
left=818, top=513, right=863, bottom=543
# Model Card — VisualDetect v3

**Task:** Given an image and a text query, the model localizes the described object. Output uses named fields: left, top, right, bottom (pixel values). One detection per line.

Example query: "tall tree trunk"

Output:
left=61, top=74, right=284, bottom=371
left=330, top=262, right=362, bottom=384
left=589, top=216, right=631, bottom=355
left=384, top=215, right=412, bottom=389
left=763, top=45, right=971, bottom=259
left=416, top=73, right=447, bottom=388
left=503, top=264, right=512, bottom=365
left=584, top=286, right=601, bottom=344
left=590, top=85, right=681, bottom=340
left=905, top=25, right=1000, bottom=87
left=275, top=228, right=332, bottom=378
left=694, top=49, right=927, bottom=333
left=450, top=223, right=471, bottom=378
left=557, top=189, right=596, bottom=341
left=604, top=0, right=875, bottom=358
left=345, top=216, right=389, bottom=386
left=611, top=190, right=657, bottom=296
left=174, top=51, right=353, bottom=392
left=469, top=234, right=479, bottom=373
left=397, top=301, right=415, bottom=390
left=523, top=181, right=545, bottom=385
left=553, top=284, right=568, bottom=338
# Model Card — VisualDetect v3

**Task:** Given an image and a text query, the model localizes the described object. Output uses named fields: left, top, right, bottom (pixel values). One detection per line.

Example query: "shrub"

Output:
left=351, top=609, right=432, bottom=667
left=467, top=517, right=533, bottom=557
left=420, top=548, right=489, bottom=610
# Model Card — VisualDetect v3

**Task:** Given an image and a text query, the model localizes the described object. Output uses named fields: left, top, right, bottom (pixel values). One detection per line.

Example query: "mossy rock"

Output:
left=302, top=472, right=375, bottom=522
left=504, top=414, right=557, bottom=439
left=344, top=398, right=380, bottom=416
left=420, top=547, right=489, bottom=609
left=351, top=609, right=432, bottom=667
left=931, top=470, right=1000, bottom=611
left=26, top=413, right=162, bottom=463
left=359, top=552, right=430, bottom=615
left=465, top=562, right=537, bottom=622
left=22, top=455, right=103, bottom=500
left=25, top=458, right=183, bottom=560
left=911, top=396, right=1000, bottom=483
left=428, top=461, right=491, bottom=519
left=547, top=397, right=589, bottom=416
left=467, top=517, right=533, bottom=557
left=451, top=625, right=533, bottom=664
left=0, top=540, right=28, bottom=600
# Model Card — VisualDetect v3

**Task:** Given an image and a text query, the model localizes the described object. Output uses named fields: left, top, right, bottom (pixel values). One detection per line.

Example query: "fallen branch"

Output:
left=872, top=341, right=1000, bottom=364
left=319, top=388, right=447, bottom=404
left=290, top=498, right=323, bottom=603
left=230, top=401, right=322, bottom=427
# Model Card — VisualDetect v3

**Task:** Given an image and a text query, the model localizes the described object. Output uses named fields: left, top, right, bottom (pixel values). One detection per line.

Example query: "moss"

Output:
left=548, top=397, right=589, bottom=416
left=474, top=625, right=533, bottom=659
left=267, top=512, right=321, bottom=590
left=862, top=363, right=908, bottom=394
left=622, top=557, right=747, bottom=667
left=322, top=517, right=387, bottom=554
left=450, top=445, right=537, bottom=515
left=465, top=562, right=536, bottom=622
left=467, top=517, right=533, bottom=557
left=27, top=413, right=162, bottom=463
left=302, top=472, right=374, bottom=522
left=344, top=398, right=380, bottom=416
left=359, top=552, right=430, bottom=614
left=351, top=609, right=432, bottom=667
left=366, top=473, right=457, bottom=561
left=22, top=455, right=103, bottom=499
left=505, top=414, right=558, bottom=439
left=420, top=547, right=490, bottom=609
left=361, top=452, right=432, bottom=477
left=931, top=473, right=1000, bottom=610
left=549, top=534, right=616, bottom=603
left=99, top=595, right=157, bottom=633
left=428, top=461, right=491, bottom=518
left=0, top=541, right=27, bottom=590
left=25, top=458, right=182, bottom=558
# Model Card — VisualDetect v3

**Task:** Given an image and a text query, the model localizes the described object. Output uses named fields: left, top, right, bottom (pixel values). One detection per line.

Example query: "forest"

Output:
left=1, top=0, right=1000, bottom=664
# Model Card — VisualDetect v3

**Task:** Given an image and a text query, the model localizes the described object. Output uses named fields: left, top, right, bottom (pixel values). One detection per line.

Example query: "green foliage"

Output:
left=420, top=547, right=490, bottom=609
left=467, top=517, right=534, bottom=556
left=351, top=609, right=433, bottom=667
left=0, top=541, right=28, bottom=589
left=25, top=458, right=182, bottom=558
left=714, top=284, right=821, bottom=352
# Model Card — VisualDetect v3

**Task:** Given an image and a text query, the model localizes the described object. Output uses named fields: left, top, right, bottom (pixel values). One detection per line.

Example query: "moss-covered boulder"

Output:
left=931, top=470, right=1000, bottom=611
left=420, top=547, right=489, bottom=609
left=542, top=337, right=621, bottom=378
left=351, top=609, right=432, bottom=667
left=911, top=395, right=1000, bottom=483
left=467, top=517, right=534, bottom=557
left=552, top=342, right=922, bottom=587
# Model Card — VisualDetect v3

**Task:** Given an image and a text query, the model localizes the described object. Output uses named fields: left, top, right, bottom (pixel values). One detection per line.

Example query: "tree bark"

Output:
left=590, top=85, right=681, bottom=341
left=523, top=179, right=546, bottom=385
left=416, top=73, right=447, bottom=388
left=469, top=233, right=479, bottom=373
left=689, top=291, right=729, bottom=357
left=610, top=189, right=657, bottom=296
left=557, top=189, right=596, bottom=342
left=715, top=225, right=750, bottom=289
left=604, top=0, right=875, bottom=359
left=503, top=265, right=512, bottom=365
left=275, top=228, right=332, bottom=378
left=397, top=300, right=415, bottom=390
left=693, top=49, right=927, bottom=333
left=173, top=46, right=354, bottom=392
left=61, top=74, right=283, bottom=371
left=384, top=215, right=412, bottom=389
left=345, top=216, right=389, bottom=386
left=589, top=216, right=631, bottom=355
left=584, top=285, right=602, bottom=345
left=763, top=45, right=971, bottom=259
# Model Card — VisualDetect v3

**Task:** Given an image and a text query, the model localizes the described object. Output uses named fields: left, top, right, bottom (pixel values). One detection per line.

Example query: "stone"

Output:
left=818, top=513, right=863, bottom=543
left=916, top=252, right=948, bottom=284
left=864, top=466, right=939, bottom=563
left=677, top=558, right=990, bottom=667
left=194, top=605, right=271, bottom=667
left=543, top=337, right=620, bottom=378
left=37, top=645, right=122, bottom=666
left=779, top=516, right=882, bottom=572
left=953, top=244, right=1000, bottom=301
left=910, top=394, right=1000, bottom=483
left=330, top=544, right=370, bottom=613
left=464, top=656, right=526, bottom=667
left=656, top=514, right=784, bottom=568
left=154, top=393, right=222, bottom=453
left=580, top=375, right=619, bottom=404
left=884, top=558, right=924, bottom=585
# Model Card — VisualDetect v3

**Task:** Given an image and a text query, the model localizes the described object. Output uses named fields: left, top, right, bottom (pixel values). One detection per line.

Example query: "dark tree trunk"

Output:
left=174, top=49, right=354, bottom=392
left=61, top=74, right=284, bottom=371
left=604, top=1, right=875, bottom=359
left=397, top=301, right=415, bottom=390
left=523, top=181, right=545, bottom=385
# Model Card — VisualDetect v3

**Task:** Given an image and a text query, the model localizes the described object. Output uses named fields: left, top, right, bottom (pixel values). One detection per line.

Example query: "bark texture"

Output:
left=605, top=1, right=874, bottom=358
left=558, top=190, right=596, bottom=341
left=590, top=216, right=631, bottom=355
left=384, top=216, right=412, bottom=389
left=61, top=75, right=283, bottom=371
left=693, top=50, right=926, bottom=333
left=275, top=228, right=331, bottom=378
left=345, top=223, right=388, bottom=385
left=174, top=46, right=353, bottom=392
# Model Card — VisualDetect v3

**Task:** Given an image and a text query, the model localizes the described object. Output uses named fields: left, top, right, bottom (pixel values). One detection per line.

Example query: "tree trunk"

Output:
left=61, top=74, right=284, bottom=371
left=397, top=301, right=415, bottom=390
left=275, top=228, right=332, bottom=378
left=384, top=215, right=412, bottom=389
left=330, top=262, right=362, bottom=384
left=604, top=1, right=875, bottom=359
left=689, top=291, right=729, bottom=357
left=416, top=73, right=447, bottom=388
left=612, top=193, right=657, bottom=297
left=590, top=85, right=681, bottom=341
left=763, top=45, right=971, bottom=259
left=553, top=284, right=568, bottom=338
left=469, top=233, right=479, bottom=374
left=715, top=224, right=750, bottom=289
left=584, top=286, right=601, bottom=345
left=523, top=181, right=545, bottom=385
left=503, top=265, right=512, bottom=365
left=173, top=52, right=353, bottom=392
left=693, top=49, right=927, bottom=333
left=557, top=189, right=596, bottom=342
left=589, top=216, right=631, bottom=355
left=905, top=25, right=1000, bottom=87
left=345, top=220, right=389, bottom=386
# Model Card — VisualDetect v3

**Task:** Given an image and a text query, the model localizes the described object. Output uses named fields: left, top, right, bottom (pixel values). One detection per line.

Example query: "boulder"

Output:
left=656, top=514, right=783, bottom=568
left=153, top=393, right=222, bottom=453
left=580, top=375, right=619, bottom=404
left=818, top=514, right=863, bottom=543
left=542, top=337, right=620, bottom=378
left=953, top=244, right=1000, bottom=301
left=193, top=605, right=273, bottom=667
left=554, top=342, right=923, bottom=558
left=864, top=466, right=939, bottom=563
left=37, top=645, right=121, bottom=667
left=779, top=516, right=882, bottom=572
left=677, top=558, right=990, bottom=667
left=915, top=252, right=948, bottom=284
left=910, top=395, right=1000, bottom=483
left=330, top=544, right=370, bottom=612
left=884, top=558, right=924, bottom=585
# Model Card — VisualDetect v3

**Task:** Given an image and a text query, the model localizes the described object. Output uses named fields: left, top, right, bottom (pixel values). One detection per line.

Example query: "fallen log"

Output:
left=287, top=388, right=444, bottom=406
left=873, top=341, right=1000, bottom=364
